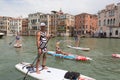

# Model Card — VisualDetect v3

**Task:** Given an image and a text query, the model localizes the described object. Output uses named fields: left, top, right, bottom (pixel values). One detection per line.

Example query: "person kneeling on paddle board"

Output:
left=36, top=22, right=52, bottom=74
left=15, top=32, right=21, bottom=46
left=56, top=41, right=70, bottom=55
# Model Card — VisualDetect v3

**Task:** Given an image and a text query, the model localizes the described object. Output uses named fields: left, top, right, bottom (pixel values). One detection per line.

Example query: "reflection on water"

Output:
left=0, top=36, right=120, bottom=80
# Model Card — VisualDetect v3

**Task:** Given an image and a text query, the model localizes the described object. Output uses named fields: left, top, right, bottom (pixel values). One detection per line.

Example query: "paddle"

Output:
left=23, top=55, right=40, bottom=80
left=9, top=38, right=16, bottom=45
left=23, top=34, right=53, bottom=80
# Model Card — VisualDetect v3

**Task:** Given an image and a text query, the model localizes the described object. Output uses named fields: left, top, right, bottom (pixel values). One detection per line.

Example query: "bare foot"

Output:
left=79, top=77, right=85, bottom=80
left=42, top=66, right=48, bottom=70
left=36, top=70, right=40, bottom=74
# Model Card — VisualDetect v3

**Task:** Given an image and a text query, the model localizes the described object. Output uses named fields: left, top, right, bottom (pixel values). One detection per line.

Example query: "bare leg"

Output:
left=36, top=58, right=40, bottom=74
left=61, top=51, right=70, bottom=55
left=79, top=76, right=85, bottom=80
left=42, top=53, right=47, bottom=69
left=36, top=49, right=42, bottom=74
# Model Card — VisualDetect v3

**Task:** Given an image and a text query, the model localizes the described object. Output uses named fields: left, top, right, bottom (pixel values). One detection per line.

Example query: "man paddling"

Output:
left=15, top=32, right=21, bottom=46
left=36, top=22, right=52, bottom=74
left=74, top=31, right=80, bottom=47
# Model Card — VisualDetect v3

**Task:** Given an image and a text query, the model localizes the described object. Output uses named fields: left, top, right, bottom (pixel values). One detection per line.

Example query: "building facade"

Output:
left=28, top=12, right=51, bottom=35
left=0, top=16, right=22, bottom=36
left=22, top=18, right=29, bottom=36
left=51, top=10, right=75, bottom=36
left=0, top=16, right=11, bottom=35
left=57, top=13, right=75, bottom=36
left=98, top=3, right=120, bottom=38
left=75, top=13, right=98, bottom=37
left=28, top=10, right=75, bottom=36
left=9, top=17, right=22, bottom=36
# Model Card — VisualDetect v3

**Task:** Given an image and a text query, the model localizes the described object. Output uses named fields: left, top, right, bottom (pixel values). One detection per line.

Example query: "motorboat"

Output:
left=0, top=32, right=4, bottom=39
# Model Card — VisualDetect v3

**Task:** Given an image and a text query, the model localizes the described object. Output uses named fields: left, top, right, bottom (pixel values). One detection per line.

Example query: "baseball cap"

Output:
left=40, top=22, right=46, bottom=27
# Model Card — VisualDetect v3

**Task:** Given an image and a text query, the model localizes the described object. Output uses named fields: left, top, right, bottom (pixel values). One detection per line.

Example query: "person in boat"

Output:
left=36, top=22, right=52, bottom=74
left=15, top=32, right=21, bottom=45
left=56, top=41, right=70, bottom=55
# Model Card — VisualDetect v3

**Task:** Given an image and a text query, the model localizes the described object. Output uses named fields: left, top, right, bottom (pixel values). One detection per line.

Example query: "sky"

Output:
left=0, top=0, right=120, bottom=18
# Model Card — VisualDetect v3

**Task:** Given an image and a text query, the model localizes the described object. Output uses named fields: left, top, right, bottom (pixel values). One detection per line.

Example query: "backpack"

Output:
left=64, top=71, right=80, bottom=80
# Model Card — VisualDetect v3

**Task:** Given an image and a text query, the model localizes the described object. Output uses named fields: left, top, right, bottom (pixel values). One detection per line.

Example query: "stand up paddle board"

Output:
left=14, top=43, right=22, bottom=48
left=15, top=62, right=96, bottom=80
left=67, top=45, right=90, bottom=51
left=112, top=54, right=120, bottom=58
left=47, top=51, right=92, bottom=61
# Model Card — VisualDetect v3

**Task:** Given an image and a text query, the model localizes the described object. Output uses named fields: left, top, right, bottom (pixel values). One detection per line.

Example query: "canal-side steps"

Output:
left=15, top=62, right=96, bottom=80
left=47, top=51, right=92, bottom=61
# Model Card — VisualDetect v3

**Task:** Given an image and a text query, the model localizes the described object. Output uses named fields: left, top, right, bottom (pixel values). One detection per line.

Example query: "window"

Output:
left=113, top=18, right=115, bottom=25
left=98, top=14, right=100, bottom=18
left=112, top=10, right=115, bottom=16
left=109, top=32, right=112, bottom=36
left=32, top=26, right=37, bottom=30
left=110, top=19, right=112, bottom=25
left=90, top=26, right=92, bottom=29
left=86, top=25, right=87, bottom=29
left=115, top=30, right=118, bottom=35
left=99, top=20, right=101, bottom=26
left=104, top=12, right=106, bottom=17
left=107, top=19, right=109, bottom=25
left=104, top=19, right=106, bottom=26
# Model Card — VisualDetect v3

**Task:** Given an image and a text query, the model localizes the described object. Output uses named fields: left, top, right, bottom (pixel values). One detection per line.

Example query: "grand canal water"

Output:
left=0, top=36, right=120, bottom=80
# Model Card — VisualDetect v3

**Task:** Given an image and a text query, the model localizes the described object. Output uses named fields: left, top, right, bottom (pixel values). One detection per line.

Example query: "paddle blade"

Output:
left=9, top=42, right=12, bottom=45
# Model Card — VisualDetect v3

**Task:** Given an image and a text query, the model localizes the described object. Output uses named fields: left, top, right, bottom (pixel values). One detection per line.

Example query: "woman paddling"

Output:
left=56, top=41, right=70, bottom=55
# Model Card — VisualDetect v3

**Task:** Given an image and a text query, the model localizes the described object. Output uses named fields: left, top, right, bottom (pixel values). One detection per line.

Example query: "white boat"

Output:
left=0, top=33, right=4, bottom=39
left=67, top=45, right=90, bottom=51
left=14, top=43, right=22, bottom=48
left=15, top=62, right=96, bottom=80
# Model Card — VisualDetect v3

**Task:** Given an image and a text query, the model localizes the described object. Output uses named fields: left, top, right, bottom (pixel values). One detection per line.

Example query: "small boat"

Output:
left=47, top=51, right=92, bottom=61
left=15, top=62, right=96, bottom=80
left=0, top=33, right=4, bottom=39
left=112, top=54, right=120, bottom=58
left=67, top=45, right=90, bottom=51
left=14, top=43, right=22, bottom=48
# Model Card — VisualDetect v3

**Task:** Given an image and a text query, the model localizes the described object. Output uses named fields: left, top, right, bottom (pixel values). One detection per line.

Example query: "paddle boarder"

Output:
left=56, top=41, right=70, bottom=55
left=74, top=31, right=80, bottom=47
left=15, top=32, right=21, bottom=46
left=36, top=22, right=52, bottom=74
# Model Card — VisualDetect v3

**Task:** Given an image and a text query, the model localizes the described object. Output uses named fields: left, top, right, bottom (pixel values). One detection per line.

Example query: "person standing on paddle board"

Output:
left=36, top=22, right=52, bottom=74
left=74, top=31, right=80, bottom=47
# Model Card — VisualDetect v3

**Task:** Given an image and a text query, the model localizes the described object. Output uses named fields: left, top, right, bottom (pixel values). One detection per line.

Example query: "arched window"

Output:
left=104, top=19, right=106, bottom=26
left=110, top=19, right=112, bottom=25
left=115, top=30, right=118, bottom=35
left=113, top=18, right=115, bottom=25
left=107, top=19, right=109, bottom=25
